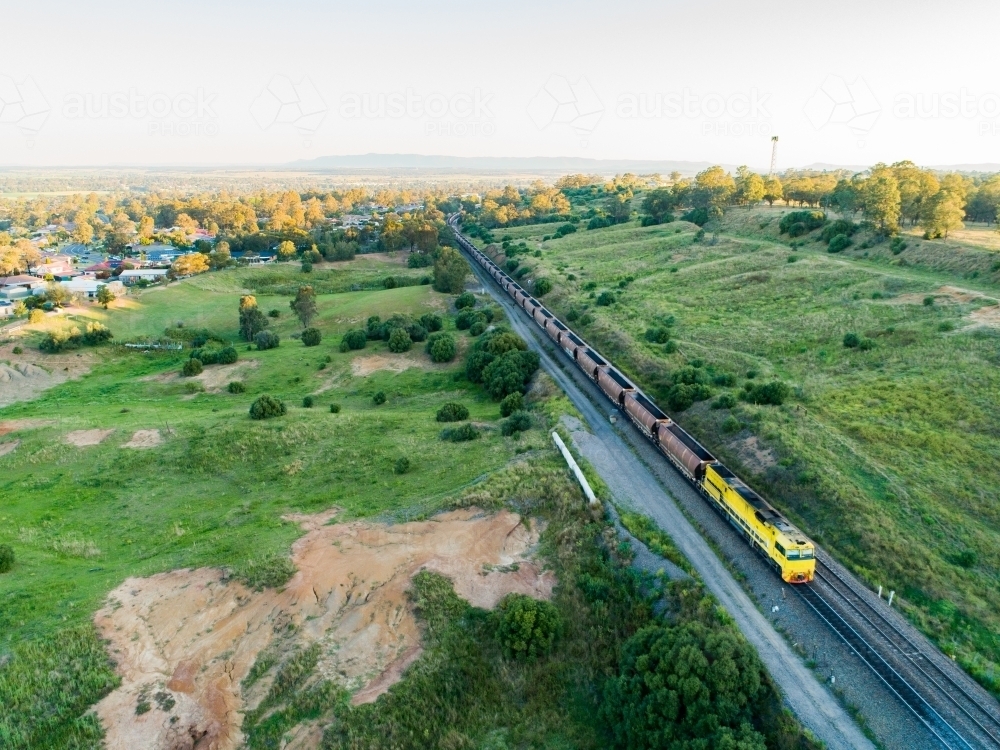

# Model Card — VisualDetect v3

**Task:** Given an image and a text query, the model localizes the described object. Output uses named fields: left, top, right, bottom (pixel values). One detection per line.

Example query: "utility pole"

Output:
left=769, top=136, right=779, bottom=177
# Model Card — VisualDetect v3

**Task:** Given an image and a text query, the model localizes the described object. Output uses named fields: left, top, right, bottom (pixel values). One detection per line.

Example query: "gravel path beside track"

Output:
left=469, top=272, right=880, bottom=750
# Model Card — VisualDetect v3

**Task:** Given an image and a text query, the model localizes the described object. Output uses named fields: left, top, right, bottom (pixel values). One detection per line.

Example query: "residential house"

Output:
left=0, top=274, right=47, bottom=300
left=118, top=268, right=169, bottom=285
left=142, top=244, right=182, bottom=265
left=60, top=276, right=126, bottom=300
left=30, top=254, right=77, bottom=280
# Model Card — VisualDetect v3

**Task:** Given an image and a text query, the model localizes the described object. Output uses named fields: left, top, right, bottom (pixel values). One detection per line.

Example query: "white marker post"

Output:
left=552, top=431, right=599, bottom=506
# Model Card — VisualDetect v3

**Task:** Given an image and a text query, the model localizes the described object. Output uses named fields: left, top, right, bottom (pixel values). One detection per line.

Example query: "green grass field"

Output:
left=491, top=212, right=1000, bottom=695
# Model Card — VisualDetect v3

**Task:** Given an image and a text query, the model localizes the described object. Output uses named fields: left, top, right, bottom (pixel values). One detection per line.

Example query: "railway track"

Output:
left=805, top=559, right=1000, bottom=749
left=450, top=218, right=1000, bottom=749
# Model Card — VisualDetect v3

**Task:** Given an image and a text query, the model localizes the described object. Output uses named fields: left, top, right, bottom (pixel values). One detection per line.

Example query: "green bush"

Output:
left=469, top=321, right=486, bottom=336
left=664, top=383, right=711, bottom=412
left=436, top=402, right=470, bottom=422
left=341, top=329, right=367, bottom=351
left=505, top=259, right=519, bottom=272
left=406, top=323, right=428, bottom=343
left=12, top=346, right=23, bottom=354
left=741, top=381, right=790, bottom=406
left=721, top=415, right=741, bottom=433
left=0, top=544, right=14, bottom=573
left=890, top=236, right=908, bottom=255
left=255, top=330, right=280, bottom=350
left=249, top=394, right=286, bottom=419
left=534, top=278, right=552, bottom=296
left=441, top=423, right=478, bottom=442
left=301, top=261, right=312, bottom=273
left=407, top=251, right=433, bottom=268
left=499, top=392, right=523, bottom=417
left=387, top=327, right=412, bottom=353
left=843, top=332, right=861, bottom=348
left=302, top=395, right=314, bottom=408
left=383, top=276, right=397, bottom=289
left=301, top=327, right=321, bottom=346
left=712, top=372, right=736, bottom=387
left=329, top=403, right=341, bottom=413
left=820, top=219, right=858, bottom=243
left=268, top=309, right=280, bottom=318
left=419, top=313, right=443, bottom=332
left=588, top=215, right=612, bottom=230
left=227, top=381, right=246, bottom=394
left=217, top=346, right=238, bottom=364
left=456, top=309, right=484, bottom=330
left=455, top=292, right=476, bottom=309
left=596, top=291, right=615, bottom=306
left=681, top=207, right=709, bottom=226
left=230, top=553, right=296, bottom=590
left=372, top=391, right=387, bottom=406
left=481, top=349, right=540, bottom=400
left=501, top=410, right=532, bottom=436
left=427, top=332, right=457, bottom=362
left=924, top=295, right=935, bottom=306
left=494, top=593, right=560, bottom=660
left=554, top=222, right=577, bottom=237
left=827, top=234, right=852, bottom=253
left=182, top=358, right=204, bottom=376
left=712, top=393, right=737, bottom=409
left=644, top=326, right=671, bottom=344
left=394, top=456, right=411, bottom=475
left=779, top=210, right=826, bottom=235
left=663, top=340, right=678, bottom=354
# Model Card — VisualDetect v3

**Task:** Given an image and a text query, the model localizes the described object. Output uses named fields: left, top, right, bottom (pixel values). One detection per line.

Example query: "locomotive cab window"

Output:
left=775, top=542, right=786, bottom=557
left=785, top=548, right=801, bottom=560
left=800, top=549, right=814, bottom=559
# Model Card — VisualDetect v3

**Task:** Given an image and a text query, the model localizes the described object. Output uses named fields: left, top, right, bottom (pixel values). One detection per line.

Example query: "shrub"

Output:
left=217, top=346, right=238, bottom=364
left=501, top=410, right=532, bottom=436
left=456, top=310, right=484, bottom=330
left=890, top=237, right=908, bottom=255
left=663, top=340, right=678, bottom=354
left=372, top=391, right=387, bottom=406
left=394, top=457, right=411, bottom=475
left=301, top=327, right=321, bottom=346
left=249, top=394, right=286, bottom=419
left=437, top=402, right=470, bottom=422
left=721, top=414, right=741, bottom=433
left=505, top=259, right=519, bottom=272
left=230, top=553, right=296, bottom=590
left=341, top=329, right=367, bottom=351
left=499, top=392, right=523, bottom=417
left=495, top=593, right=560, bottom=660
left=406, top=323, right=428, bottom=343
left=441, top=423, right=478, bottom=442
left=664, top=383, right=711, bottom=412
left=741, top=380, right=790, bottom=406
left=843, top=332, right=861, bottom=348
left=301, top=261, right=312, bottom=273
left=182, top=358, right=204, bottom=376
left=469, top=321, right=486, bottom=336
left=407, top=251, right=433, bottom=268
left=383, top=276, right=397, bottom=289
left=0, top=544, right=14, bottom=573
left=938, top=321, right=956, bottom=332
left=596, top=291, right=615, bottom=306
left=820, top=219, right=858, bottom=243
left=419, top=313, right=443, bottom=332
left=554, top=222, right=577, bottom=237
left=455, top=292, right=476, bottom=309
left=828, top=234, right=852, bottom=253
left=779, top=210, right=826, bottom=235
left=858, top=337, right=876, bottom=350
left=387, top=327, right=412, bottom=353
left=326, top=403, right=340, bottom=414
left=29, top=309, right=44, bottom=324
left=923, top=295, right=935, bottom=306
left=712, top=372, right=736, bottom=387
left=481, top=349, right=540, bottom=400
left=302, top=395, right=314, bottom=408
left=587, top=215, right=612, bottom=230
left=227, top=381, right=246, bottom=394
left=255, top=330, right=280, bottom=350
left=12, top=346, right=22, bottom=354
left=534, top=278, right=552, bottom=296
left=268, top=309, right=281, bottom=318
left=427, top=332, right=457, bottom=362
left=644, top=327, right=670, bottom=344
left=712, top=393, right=738, bottom=409
left=681, top=207, right=709, bottom=226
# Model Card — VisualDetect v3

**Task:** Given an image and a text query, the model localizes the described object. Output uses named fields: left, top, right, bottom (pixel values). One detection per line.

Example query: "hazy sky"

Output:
left=2, top=0, right=999, bottom=169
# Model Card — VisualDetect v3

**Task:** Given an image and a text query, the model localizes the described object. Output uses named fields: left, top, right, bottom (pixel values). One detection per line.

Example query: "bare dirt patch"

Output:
left=892, top=285, right=994, bottom=306
left=0, top=344, right=94, bottom=407
left=144, top=359, right=259, bottom=392
left=730, top=435, right=777, bottom=473
left=350, top=353, right=430, bottom=377
left=64, top=429, right=114, bottom=447
left=0, top=440, right=19, bottom=457
left=0, top=418, right=56, bottom=436
left=122, top=429, right=163, bottom=449
left=970, top=304, right=1000, bottom=328
left=94, top=508, right=553, bottom=750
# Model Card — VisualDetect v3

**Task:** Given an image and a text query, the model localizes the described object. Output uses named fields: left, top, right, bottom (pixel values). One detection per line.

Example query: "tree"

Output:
left=387, top=327, right=412, bottom=353
left=603, top=620, right=767, bottom=749
left=605, top=193, right=632, bottom=224
left=892, top=161, right=939, bottom=226
left=691, top=166, right=736, bottom=214
left=494, top=593, right=561, bottom=660
left=172, top=253, right=209, bottom=276
left=277, top=240, right=297, bottom=260
left=239, top=295, right=268, bottom=341
left=433, top=246, right=469, bottom=293
left=427, top=332, right=456, bottom=362
left=138, top=215, right=155, bottom=240
left=301, top=327, right=321, bottom=346
left=733, top=166, right=765, bottom=209
left=922, top=190, right=966, bottom=238
left=860, top=164, right=901, bottom=234
left=762, top=176, right=783, bottom=206
left=249, top=394, right=286, bottom=420
left=290, top=285, right=318, bottom=327
left=96, top=285, right=116, bottom=309
left=209, top=240, right=231, bottom=270
left=73, top=221, right=94, bottom=245
left=642, top=187, right=679, bottom=223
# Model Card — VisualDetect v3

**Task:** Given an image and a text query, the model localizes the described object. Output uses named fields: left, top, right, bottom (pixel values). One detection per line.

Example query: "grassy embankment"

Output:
left=487, top=210, right=1000, bottom=696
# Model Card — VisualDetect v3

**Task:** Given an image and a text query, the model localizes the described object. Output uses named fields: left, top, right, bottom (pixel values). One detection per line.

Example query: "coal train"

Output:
left=450, top=218, right=815, bottom=584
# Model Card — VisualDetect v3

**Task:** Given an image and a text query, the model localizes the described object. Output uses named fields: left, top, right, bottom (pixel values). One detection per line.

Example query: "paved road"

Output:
left=471, top=272, right=875, bottom=750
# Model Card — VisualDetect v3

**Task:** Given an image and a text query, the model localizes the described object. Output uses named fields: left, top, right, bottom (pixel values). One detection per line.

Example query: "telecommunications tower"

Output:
left=768, top=136, right=779, bottom=176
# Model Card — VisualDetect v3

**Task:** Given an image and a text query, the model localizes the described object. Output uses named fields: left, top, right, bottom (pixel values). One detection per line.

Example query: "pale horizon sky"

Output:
left=2, top=0, right=999, bottom=170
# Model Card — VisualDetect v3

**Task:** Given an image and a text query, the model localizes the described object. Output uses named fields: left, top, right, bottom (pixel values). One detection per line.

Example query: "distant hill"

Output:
left=286, top=153, right=754, bottom=175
